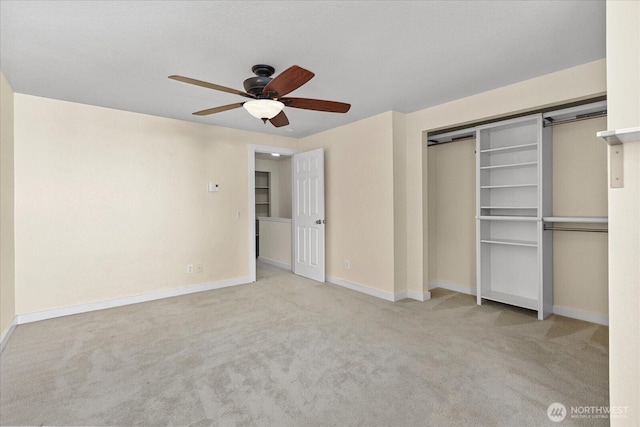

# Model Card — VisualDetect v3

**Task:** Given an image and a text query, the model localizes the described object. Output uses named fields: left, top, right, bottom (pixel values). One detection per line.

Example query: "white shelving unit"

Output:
left=255, top=171, right=271, bottom=257
left=476, top=114, right=553, bottom=320
left=255, top=171, right=271, bottom=220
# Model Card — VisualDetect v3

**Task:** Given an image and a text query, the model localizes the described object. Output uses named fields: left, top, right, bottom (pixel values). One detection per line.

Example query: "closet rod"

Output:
left=543, top=111, right=607, bottom=127
left=544, top=225, right=608, bottom=233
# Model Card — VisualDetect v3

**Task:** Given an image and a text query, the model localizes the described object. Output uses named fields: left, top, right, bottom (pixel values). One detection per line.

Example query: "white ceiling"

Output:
left=0, top=1, right=605, bottom=138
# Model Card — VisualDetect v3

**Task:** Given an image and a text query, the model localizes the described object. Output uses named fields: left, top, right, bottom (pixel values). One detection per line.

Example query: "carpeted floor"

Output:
left=1, top=263, right=609, bottom=426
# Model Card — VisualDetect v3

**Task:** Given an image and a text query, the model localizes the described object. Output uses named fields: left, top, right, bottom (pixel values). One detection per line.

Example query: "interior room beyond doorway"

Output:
left=254, top=152, right=293, bottom=271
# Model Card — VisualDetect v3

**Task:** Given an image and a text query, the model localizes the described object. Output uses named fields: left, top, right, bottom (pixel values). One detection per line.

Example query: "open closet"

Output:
left=427, top=100, right=608, bottom=323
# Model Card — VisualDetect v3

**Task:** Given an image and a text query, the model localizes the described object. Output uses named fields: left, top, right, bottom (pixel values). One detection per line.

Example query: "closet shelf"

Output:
left=480, top=238, right=537, bottom=248
left=543, top=216, right=608, bottom=224
left=480, top=184, right=537, bottom=189
left=481, top=206, right=538, bottom=210
left=477, top=216, right=539, bottom=221
left=597, top=127, right=640, bottom=146
left=476, top=113, right=551, bottom=320
left=480, top=143, right=537, bottom=153
left=480, top=161, right=537, bottom=170
left=481, top=291, right=538, bottom=311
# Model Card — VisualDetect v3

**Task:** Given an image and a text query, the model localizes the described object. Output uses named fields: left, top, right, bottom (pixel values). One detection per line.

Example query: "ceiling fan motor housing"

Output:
left=243, top=64, right=275, bottom=96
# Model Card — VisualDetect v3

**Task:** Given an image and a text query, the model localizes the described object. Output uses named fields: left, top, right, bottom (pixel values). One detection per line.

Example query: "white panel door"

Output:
left=293, top=148, right=325, bottom=282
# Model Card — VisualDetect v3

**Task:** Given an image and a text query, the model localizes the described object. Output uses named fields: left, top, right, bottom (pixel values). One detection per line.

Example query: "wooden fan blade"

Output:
left=269, top=110, right=290, bottom=127
left=169, top=75, right=254, bottom=99
left=263, top=66, right=314, bottom=97
left=193, top=103, right=244, bottom=116
left=283, top=97, right=351, bottom=113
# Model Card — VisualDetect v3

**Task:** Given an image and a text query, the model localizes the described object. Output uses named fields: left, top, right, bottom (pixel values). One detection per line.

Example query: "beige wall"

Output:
left=552, top=117, right=608, bottom=316
left=14, top=94, right=297, bottom=315
left=258, top=219, right=291, bottom=267
left=411, top=59, right=607, bottom=296
left=606, top=1, right=640, bottom=424
left=427, top=138, right=476, bottom=291
left=298, top=60, right=606, bottom=300
left=300, top=112, right=395, bottom=294
left=278, top=157, right=292, bottom=218
left=6, top=60, right=610, bottom=319
left=425, top=137, right=435, bottom=285
left=0, top=72, right=16, bottom=339
left=392, top=111, right=408, bottom=294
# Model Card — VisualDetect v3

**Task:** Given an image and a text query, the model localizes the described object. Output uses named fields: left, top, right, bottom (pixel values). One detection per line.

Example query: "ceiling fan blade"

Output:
left=269, top=110, right=290, bottom=127
left=169, top=75, right=254, bottom=99
left=263, top=66, right=314, bottom=97
left=193, top=103, right=244, bottom=116
left=283, top=97, right=351, bottom=113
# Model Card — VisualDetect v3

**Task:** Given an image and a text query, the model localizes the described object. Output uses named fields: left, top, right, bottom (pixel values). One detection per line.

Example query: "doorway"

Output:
left=248, top=145, right=299, bottom=282
left=254, top=152, right=292, bottom=259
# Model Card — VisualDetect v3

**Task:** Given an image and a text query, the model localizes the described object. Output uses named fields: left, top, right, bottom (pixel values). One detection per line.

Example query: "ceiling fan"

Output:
left=169, top=64, right=351, bottom=128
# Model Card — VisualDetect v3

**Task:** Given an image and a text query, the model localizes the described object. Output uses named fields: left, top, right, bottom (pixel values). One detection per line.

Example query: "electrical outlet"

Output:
left=344, top=260, right=350, bottom=269
left=187, top=264, right=193, bottom=274
left=196, top=264, right=203, bottom=273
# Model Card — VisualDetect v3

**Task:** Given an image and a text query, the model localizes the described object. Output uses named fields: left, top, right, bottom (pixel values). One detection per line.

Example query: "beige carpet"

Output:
left=1, top=263, right=609, bottom=426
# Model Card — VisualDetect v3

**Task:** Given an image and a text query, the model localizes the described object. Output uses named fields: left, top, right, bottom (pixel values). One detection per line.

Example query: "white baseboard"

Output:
left=407, top=290, right=431, bottom=301
left=552, top=305, right=609, bottom=326
left=257, top=257, right=291, bottom=271
left=16, top=276, right=252, bottom=325
left=325, top=275, right=429, bottom=302
left=429, top=281, right=477, bottom=296
left=394, top=291, right=408, bottom=301
left=0, top=318, right=17, bottom=353
left=429, top=281, right=609, bottom=326
left=326, top=275, right=397, bottom=302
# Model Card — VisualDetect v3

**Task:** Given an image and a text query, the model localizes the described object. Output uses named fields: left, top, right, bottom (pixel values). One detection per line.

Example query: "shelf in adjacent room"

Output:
left=255, top=170, right=271, bottom=258
left=481, top=291, right=538, bottom=311
left=480, top=161, right=537, bottom=170
left=480, top=143, right=538, bottom=153
left=480, top=238, right=537, bottom=248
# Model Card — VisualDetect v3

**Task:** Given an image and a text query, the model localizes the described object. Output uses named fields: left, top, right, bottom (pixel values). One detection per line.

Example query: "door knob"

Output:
left=315, top=219, right=326, bottom=225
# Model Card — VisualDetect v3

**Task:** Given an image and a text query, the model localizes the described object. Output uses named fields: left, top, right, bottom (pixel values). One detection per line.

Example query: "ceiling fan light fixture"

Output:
left=243, top=99, right=284, bottom=120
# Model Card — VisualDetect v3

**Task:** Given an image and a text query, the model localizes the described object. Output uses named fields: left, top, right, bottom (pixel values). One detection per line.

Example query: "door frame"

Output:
left=247, top=144, right=300, bottom=283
